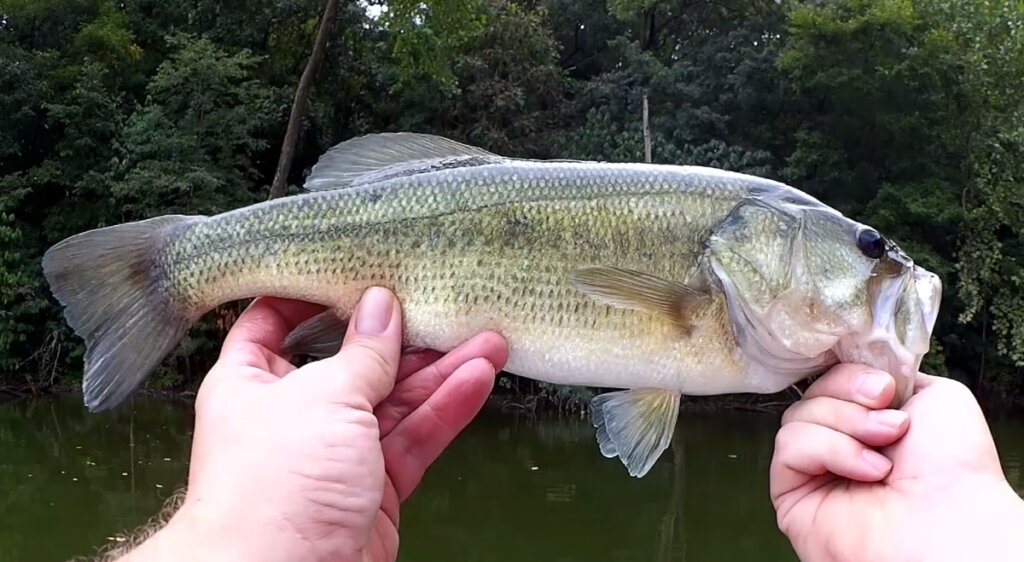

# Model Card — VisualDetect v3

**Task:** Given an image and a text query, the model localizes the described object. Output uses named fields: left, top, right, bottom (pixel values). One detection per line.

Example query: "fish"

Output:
left=42, top=132, right=942, bottom=478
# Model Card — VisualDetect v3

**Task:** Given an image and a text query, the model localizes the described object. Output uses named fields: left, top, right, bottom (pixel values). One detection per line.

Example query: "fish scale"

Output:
left=42, top=132, right=941, bottom=478
left=159, top=163, right=755, bottom=398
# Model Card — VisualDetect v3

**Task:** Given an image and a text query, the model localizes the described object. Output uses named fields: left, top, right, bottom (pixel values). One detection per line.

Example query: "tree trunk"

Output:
left=269, top=0, right=341, bottom=199
left=643, top=91, right=652, bottom=163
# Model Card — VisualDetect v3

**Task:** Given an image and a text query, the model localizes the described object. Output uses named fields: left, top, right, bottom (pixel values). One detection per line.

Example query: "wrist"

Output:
left=116, top=506, right=226, bottom=562
left=118, top=500, right=306, bottom=562
left=922, top=480, right=1024, bottom=562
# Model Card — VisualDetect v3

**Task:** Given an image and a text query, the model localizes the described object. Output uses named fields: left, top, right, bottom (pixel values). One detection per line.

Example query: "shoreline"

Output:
left=1, top=381, right=801, bottom=415
left=6, top=380, right=1020, bottom=416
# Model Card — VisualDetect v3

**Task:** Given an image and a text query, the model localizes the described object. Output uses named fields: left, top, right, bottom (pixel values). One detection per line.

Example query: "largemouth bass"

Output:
left=43, top=133, right=941, bottom=477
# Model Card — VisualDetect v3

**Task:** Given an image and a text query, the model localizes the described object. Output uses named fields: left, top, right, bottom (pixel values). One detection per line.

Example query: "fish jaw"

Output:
left=833, top=266, right=942, bottom=406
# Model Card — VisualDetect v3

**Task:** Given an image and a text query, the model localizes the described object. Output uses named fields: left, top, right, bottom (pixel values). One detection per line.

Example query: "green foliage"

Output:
left=382, top=0, right=488, bottom=94
left=110, top=34, right=276, bottom=216
left=399, top=0, right=568, bottom=155
left=1, top=0, right=1023, bottom=406
left=781, top=0, right=1024, bottom=401
left=553, top=3, right=789, bottom=177
left=0, top=213, right=46, bottom=372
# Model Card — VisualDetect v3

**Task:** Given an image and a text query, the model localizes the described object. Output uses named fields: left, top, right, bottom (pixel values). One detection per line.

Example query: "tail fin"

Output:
left=42, top=215, right=202, bottom=412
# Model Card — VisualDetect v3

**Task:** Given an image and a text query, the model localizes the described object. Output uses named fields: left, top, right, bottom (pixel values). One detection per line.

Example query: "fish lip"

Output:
left=914, top=266, right=942, bottom=336
left=836, top=264, right=943, bottom=405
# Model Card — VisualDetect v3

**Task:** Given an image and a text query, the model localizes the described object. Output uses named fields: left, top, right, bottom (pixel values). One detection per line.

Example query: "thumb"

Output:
left=309, top=287, right=403, bottom=411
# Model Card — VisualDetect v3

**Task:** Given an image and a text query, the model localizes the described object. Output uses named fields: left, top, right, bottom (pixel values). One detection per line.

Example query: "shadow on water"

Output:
left=0, top=396, right=1022, bottom=562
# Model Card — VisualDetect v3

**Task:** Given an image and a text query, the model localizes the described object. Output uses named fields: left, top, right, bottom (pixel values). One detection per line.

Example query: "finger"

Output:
left=911, top=371, right=951, bottom=394
left=770, top=421, right=893, bottom=502
left=302, top=287, right=403, bottom=410
left=382, top=357, right=496, bottom=502
left=803, top=363, right=897, bottom=409
left=219, top=297, right=325, bottom=368
left=377, top=331, right=508, bottom=437
left=397, top=350, right=445, bottom=382
left=781, top=396, right=909, bottom=448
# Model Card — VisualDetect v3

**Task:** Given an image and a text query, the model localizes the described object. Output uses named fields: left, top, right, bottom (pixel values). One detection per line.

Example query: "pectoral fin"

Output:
left=569, top=265, right=709, bottom=331
left=282, top=310, right=348, bottom=357
left=590, top=388, right=681, bottom=477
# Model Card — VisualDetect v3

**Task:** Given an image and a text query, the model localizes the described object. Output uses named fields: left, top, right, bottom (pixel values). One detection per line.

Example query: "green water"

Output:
left=1, top=396, right=1022, bottom=562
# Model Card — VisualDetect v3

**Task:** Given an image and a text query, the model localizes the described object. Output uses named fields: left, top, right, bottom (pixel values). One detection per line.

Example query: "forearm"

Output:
left=94, top=489, right=259, bottom=562
left=106, top=489, right=322, bottom=562
left=114, top=508, right=233, bottom=562
left=959, top=485, right=1024, bottom=562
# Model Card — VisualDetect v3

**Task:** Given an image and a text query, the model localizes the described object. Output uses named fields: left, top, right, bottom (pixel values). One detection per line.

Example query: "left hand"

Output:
left=125, top=288, right=508, bottom=562
left=770, top=364, right=1024, bottom=562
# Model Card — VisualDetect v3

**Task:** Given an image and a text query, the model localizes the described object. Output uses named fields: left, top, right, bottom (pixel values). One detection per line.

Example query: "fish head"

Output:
left=706, top=197, right=942, bottom=405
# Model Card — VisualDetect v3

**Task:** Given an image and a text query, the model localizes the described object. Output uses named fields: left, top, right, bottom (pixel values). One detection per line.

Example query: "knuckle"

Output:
left=824, top=429, right=854, bottom=459
left=931, top=376, right=977, bottom=404
left=780, top=401, right=805, bottom=426
left=773, top=423, right=800, bottom=455
left=830, top=363, right=881, bottom=386
left=938, top=377, right=971, bottom=395
left=345, top=339, right=396, bottom=374
left=781, top=397, right=836, bottom=427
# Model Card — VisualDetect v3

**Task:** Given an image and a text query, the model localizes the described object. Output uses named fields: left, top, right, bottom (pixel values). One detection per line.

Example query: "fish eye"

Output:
left=856, top=228, right=886, bottom=260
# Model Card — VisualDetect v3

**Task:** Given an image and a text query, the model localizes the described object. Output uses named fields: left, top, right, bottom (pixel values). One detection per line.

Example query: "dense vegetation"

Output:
left=2, top=0, right=1023, bottom=408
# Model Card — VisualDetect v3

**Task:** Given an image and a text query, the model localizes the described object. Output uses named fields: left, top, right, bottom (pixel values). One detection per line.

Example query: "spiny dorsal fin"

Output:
left=304, top=132, right=502, bottom=191
left=569, top=265, right=710, bottom=333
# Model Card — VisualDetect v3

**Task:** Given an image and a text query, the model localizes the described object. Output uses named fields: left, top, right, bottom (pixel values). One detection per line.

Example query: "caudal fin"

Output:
left=43, top=215, right=202, bottom=412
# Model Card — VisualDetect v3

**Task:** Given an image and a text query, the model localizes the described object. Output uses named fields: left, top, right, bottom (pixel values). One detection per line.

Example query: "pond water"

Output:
left=1, top=396, right=1022, bottom=562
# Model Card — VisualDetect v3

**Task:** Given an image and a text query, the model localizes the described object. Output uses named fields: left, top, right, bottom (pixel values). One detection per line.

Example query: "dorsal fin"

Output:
left=304, top=132, right=503, bottom=191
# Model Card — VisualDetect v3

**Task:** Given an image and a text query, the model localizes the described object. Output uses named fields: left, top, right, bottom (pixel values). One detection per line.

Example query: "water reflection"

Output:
left=398, top=411, right=794, bottom=562
left=0, top=397, right=193, bottom=562
left=0, top=396, right=1021, bottom=562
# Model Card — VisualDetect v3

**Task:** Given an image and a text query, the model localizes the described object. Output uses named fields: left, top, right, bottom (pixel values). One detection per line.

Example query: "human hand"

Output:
left=124, top=288, right=508, bottom=562
left=771, top=365, right=1024, bottom=562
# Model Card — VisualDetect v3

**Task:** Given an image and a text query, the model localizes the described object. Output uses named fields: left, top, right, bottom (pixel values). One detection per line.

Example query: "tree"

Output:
left=269, top=0, right=340, bottom=199
left=2, top=0, right=1024, bottom=407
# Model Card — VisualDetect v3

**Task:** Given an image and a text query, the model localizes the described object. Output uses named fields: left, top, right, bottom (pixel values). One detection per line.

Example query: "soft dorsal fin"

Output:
left=304, top=132, right=502, bottom=191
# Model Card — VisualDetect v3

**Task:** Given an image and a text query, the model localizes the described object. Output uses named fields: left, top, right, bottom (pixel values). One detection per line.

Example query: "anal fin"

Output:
left=591, top=388, right=681, bottom=478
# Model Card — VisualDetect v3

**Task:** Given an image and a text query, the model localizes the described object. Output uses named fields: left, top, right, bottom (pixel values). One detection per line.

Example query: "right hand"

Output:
left=771, top=365, right=1024, bottom=562
left=123, top=289, right=508, bottom=562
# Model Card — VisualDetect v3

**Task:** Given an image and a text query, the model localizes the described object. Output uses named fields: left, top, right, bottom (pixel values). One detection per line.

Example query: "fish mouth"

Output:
left=834, top=266, right=942, bottom=405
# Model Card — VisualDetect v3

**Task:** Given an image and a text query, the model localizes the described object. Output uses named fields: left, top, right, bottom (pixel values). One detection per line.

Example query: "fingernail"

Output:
left=868, top=409, right=908, bottom=430
left=861, top=449, right=892, bottom=475
left=355, top=287, right=394, bottom=335
left=855, top=372, right=891, bottom=401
